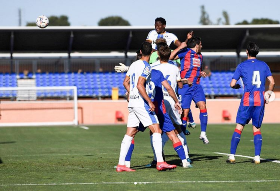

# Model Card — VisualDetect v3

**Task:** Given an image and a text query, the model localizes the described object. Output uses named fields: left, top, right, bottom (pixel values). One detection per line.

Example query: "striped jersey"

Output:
left=126, top=59, right=151, bottom=107
left=232, top=59, right=272, bottom=106
left=146, top=30, right=178, bottom=50
left=177, top=47, right=203, bottom=84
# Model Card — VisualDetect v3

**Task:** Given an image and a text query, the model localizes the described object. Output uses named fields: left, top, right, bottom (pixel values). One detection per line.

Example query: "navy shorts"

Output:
left=179, top=84, right=206, bottom=109
left=236, top=105, right=265, bottom=128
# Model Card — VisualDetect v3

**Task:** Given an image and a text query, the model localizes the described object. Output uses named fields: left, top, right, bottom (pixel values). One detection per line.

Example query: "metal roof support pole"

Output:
left=124, top=30, right=133, bottom=66
left=236, top=29, right=249, bottom=66
left=68, top=31, right=74, bottom=73
left=10, top=31, right=14, bottom=73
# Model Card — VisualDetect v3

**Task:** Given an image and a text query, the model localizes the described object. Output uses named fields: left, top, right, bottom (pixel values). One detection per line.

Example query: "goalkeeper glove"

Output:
left=114, top=63, right=129, bottom=73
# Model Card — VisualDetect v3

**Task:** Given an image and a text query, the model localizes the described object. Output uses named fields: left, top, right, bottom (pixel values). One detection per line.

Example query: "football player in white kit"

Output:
left=116, top=42, right=177, bottom=172
left=146, top=17, right=181, bottom=50
left=148, top=44, right=192, bottom=168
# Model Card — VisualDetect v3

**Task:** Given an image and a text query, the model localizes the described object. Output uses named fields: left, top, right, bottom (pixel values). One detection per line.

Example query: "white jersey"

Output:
left=151, top=61, right=182, bottom=125
left=146, top=30, right=178, bottom=50
left=126, top=59, right=151, bottom=107
left=151, top=61, right=181, bottom=96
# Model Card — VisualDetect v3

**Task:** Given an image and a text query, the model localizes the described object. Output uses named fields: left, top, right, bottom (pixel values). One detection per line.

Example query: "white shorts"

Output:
left=127, top=106, right=159, bottom=128
left=163, top=96, right=182, bottom=125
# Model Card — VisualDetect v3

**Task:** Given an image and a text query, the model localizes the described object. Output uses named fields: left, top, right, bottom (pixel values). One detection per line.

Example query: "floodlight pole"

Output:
left=68, top=31, right=74, bottom=72
left=236, top=29, right=249, bottom=65
left=124, top=30, right=133, bottom=66
left=10, top=31, right=14, bottom=73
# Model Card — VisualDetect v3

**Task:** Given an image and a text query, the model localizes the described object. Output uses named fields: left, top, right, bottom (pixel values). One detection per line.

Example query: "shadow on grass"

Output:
left=237, top=158, right=280, bottom=164
left=132, top=154, right=223, bottom=170
left=0, top=141, right=16, bottom=144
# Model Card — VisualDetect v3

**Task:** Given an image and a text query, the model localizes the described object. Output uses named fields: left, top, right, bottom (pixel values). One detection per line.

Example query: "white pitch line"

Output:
left=1, top=180, right=280, bottom=187
left=215, top=152, right=280, bottom=164
left=79, top=126, right=89, bottom=130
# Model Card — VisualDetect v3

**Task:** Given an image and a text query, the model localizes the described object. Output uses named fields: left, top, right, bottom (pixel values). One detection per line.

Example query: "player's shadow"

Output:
left=237, top=158, right=279, bottom=164
left=0, top=141, right=16, bottom=144
left=132, top=154, right=223, bottom=170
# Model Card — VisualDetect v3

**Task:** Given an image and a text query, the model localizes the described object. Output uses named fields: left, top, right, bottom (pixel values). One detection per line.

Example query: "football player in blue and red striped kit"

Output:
left=170, top=36, right=209, bottom=144
left=227, top=42, right=275, bottom=164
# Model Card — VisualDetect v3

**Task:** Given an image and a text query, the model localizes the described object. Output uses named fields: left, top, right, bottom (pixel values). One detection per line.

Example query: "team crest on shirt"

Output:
left=143, top=66, right=151, bottom=75
left=192, top=58, right=201, bottom=67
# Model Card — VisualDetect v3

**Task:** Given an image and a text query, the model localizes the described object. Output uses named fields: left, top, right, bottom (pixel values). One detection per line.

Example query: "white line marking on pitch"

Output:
left=1, top=180, right=280, bottom=187
left=215, top=152, right=280, bottom=164
left=79, top=126, right=89, bottom=130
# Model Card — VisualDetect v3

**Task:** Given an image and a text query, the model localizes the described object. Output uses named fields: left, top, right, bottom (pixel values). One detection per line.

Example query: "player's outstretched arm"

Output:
left=162, top=80, right=181, bottom=111
left=114, top=63, right=129, bottom=73
left=137, top=77, right=155, bottom=111
left=169, top=42, right=187, bottom=60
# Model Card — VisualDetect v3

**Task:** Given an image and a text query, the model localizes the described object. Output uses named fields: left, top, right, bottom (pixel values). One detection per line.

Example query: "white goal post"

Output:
left=0, top=86, right=78, bottom=127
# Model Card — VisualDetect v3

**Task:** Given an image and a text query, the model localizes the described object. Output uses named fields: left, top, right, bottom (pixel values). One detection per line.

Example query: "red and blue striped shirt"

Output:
left=177, top=48, right=203, bottom=84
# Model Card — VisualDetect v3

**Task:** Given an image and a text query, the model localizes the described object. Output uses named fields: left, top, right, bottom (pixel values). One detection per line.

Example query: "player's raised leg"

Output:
left=196, top=101, right=209, bottom=144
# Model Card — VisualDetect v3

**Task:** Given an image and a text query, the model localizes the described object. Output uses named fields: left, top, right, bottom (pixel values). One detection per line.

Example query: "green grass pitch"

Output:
left=0, top=124, right=280, bottom=191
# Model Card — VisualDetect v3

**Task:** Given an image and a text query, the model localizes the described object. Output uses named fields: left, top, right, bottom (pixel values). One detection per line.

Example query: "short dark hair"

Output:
left=187, top=36, right=201, bottom=48
left=246, top=42, right=259, bottom=57
left=155, top=38, right=167, bottom=50
left=140, top=41, right=152, bottom=56
left=155, top=17, right=166, bottom=25
left=158, top=45, right=171, bottom=62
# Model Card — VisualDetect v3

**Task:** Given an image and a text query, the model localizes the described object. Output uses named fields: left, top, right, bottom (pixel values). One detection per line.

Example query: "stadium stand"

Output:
left=0, top=71, right=243, bottom=98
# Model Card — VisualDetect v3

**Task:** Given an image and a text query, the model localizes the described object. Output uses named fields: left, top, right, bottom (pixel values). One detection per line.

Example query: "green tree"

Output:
left=222, top=11, right=230, bottom=25
left=26, top=15, right=70, bottom=26
left=98, top=16, right=130, bottom=26
left=199, top=5, right=212, bottom=25
left=236, top=18, right=279, bottom=25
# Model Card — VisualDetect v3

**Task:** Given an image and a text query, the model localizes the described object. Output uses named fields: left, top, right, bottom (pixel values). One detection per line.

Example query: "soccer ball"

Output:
left=36, top=15, right=49, bottom=28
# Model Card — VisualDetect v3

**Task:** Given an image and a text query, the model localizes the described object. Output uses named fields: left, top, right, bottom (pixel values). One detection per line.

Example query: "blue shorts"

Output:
left=236, top=105, right=265, bottom=128
left=179, top=84, right=206, bottom=109
left=157, top=111, right=175, bottom=133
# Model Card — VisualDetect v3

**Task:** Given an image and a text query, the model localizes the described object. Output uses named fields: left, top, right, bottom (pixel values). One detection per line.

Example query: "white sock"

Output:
left=124, top=161, right=131, bottom=168
left=118, top=134, right=133, bottom=165
left=152, top=133, right=164, bottom=162
left=178, top=132, right=190, bottom=158
left=200, top=131, right=206, bottom=137
left=150, top=135, right=157, bottom=161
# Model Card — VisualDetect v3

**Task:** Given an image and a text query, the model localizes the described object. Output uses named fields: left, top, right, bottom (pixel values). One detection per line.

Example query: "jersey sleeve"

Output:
left=146, top=30, right=154, bottom=41
left=126, top=65, right=132, bottom=76
left=176, top=67, right=181, bottom=81
left=177, top=48, right=188, bottom=59
left=232, top=64, right=241, bottom=80
left=140, top=63, right=151, bottom=79
left=170, top=33, right=178, bottom=43
left=265, top=64, right=272, bottom=77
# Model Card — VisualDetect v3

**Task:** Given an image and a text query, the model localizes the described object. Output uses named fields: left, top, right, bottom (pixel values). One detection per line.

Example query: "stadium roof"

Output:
left=0, top=25, right=280, bottom=56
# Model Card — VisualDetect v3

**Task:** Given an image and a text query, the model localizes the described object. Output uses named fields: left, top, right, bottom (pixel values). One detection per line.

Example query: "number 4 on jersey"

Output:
left=252, top=71, right=261, bottom=88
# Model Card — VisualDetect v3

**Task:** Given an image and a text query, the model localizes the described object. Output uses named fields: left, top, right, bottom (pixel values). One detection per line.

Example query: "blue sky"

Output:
left=1, top=0, right=280, bottom=26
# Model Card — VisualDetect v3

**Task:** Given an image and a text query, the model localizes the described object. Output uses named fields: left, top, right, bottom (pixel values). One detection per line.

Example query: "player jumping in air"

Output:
left=170, top=36, right=209, bottom=144
left=227, top=42, right=275, bottom=164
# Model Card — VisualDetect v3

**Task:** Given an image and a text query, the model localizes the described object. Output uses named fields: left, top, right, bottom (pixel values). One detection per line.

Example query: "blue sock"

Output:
left=125, top=139, right=134, bottom=161
left=173, top=142, right=186, bottom=160
left=230, top=129, right=241, bottom=154
left=181, top=117, right=187, bottom=132
left=188, top=110, right=194, bottom=123
left=254, top=132, right=262, bottom=156
left=200, top=109, right=208, bottom=132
